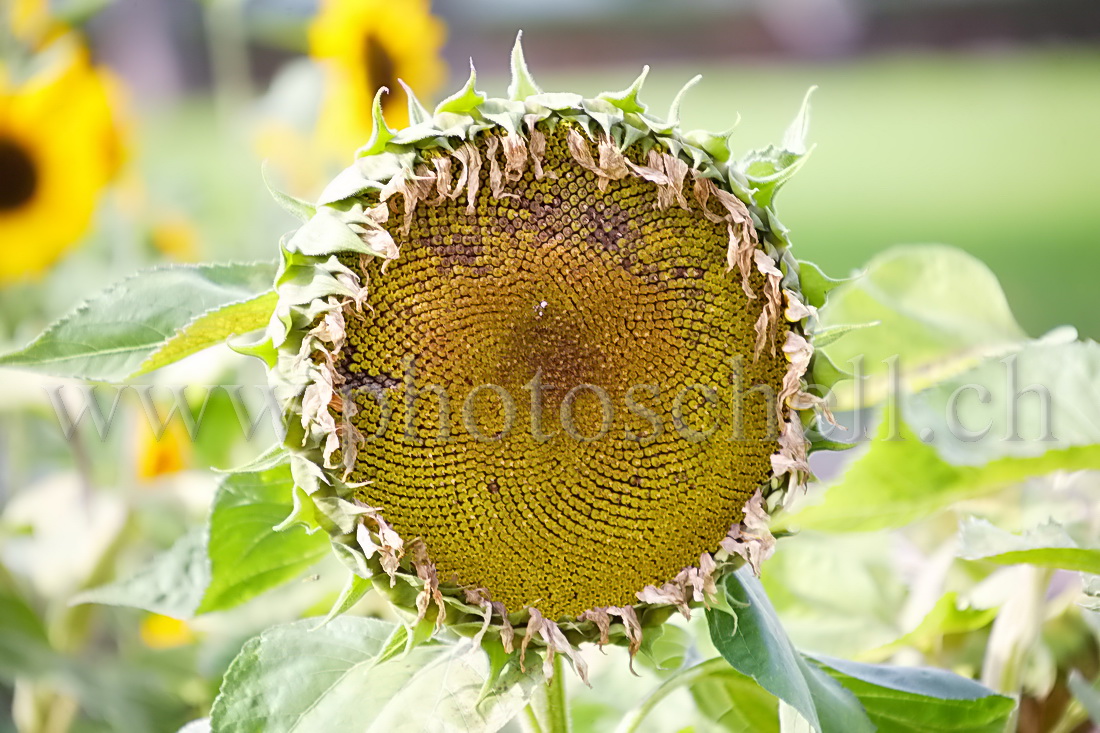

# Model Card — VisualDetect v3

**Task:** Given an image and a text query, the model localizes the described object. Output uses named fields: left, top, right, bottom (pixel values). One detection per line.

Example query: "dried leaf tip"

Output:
left=520, top=607, right=590, bottom=685
left=719, top=490, right=775, bottom=576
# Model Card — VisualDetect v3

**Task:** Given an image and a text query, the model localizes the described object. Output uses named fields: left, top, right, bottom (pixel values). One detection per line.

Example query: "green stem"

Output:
left=521, top=703, right=546, bottom=733
left=614, top=657, right=731, bottom=733
left=545, top=654, right=571, bottom=733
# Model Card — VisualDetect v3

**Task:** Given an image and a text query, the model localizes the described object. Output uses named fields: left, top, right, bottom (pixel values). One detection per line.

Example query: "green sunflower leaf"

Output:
left=71, top=528, right=210, bottom=619
left=811, top=656, right=1015, bottom=733
left=900, top=339, right=1100, bottom=466
left=862, top=592, right=998, bottom=663
left=959, top=517, right=1100, bottom=574
left=0, top=262, right=277, bottom=382
left=817, top=245, right=1030, bottom=409
left=0, top=580, right=57, bottom=680
left=690, top=664, right=780, bottom=733
left=706, top=569, right=874, bottom=733
left=785, top=334, right=1100, bottom=533
left=211, top=617, right=541, bottom=733
left=706, top=571, right=1012, bottom=732
left=198, top=464, right=330, bottom=614
left=73, top=464, right=327, bottom=617
left=133, top=291, right=277, bottom=378
left=778, top=408, right=1100, bottom=534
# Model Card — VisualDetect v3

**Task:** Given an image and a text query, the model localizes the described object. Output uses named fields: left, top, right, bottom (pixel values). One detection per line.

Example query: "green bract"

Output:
left=253, top=36, right=836, bottom=681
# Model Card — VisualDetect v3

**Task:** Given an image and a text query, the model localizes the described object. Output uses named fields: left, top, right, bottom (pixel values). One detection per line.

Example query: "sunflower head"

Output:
left=309, top=0, right=447, bottom=156
left=261, top=37, right=825, bottom=680
left=0, top=37, right=124, bottom=283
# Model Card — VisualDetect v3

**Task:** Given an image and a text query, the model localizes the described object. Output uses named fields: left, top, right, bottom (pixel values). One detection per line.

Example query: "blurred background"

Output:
left=1, top=1, right=1098, bottom=730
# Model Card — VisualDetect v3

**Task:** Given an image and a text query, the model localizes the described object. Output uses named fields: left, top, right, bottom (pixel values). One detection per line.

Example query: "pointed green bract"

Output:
left=808, top=349, right=853, bottom=394
left=668, top=74, right=702, bottom=127
left=735, top=87, right=818, bottom=208
left=315, top=574, right=373, bottom=629
left=434, top=60, right=487, bottom=116
left=399, top=78, right=432, bottom=126
left=507, top=31, right=542, bottom=101
left=798, top=260, right=848, bottom=310
left=783, top=86, right=816, bottom=155
left=599, top=66, right=650, bottom=115
left=262, top=161, right=316, bottom=222
left=812, top=322, right=879, bottom=350
left=356, top=87, right=398, bottom=158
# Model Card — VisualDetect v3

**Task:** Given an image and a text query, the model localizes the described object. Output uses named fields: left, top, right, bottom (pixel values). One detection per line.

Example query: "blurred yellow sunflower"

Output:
left=135, top=415, right=192, bottom=482
left=309, top=0, right=446, bottom=158
left=0, top=40, right=124, bottom=283
left=7, top=0, right=54, bottom=46
left=140, top=613, right=196, bottom=649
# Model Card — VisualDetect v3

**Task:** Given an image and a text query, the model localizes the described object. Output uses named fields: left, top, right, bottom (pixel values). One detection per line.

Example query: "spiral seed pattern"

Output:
left=336, top=125, right=787, bottom=618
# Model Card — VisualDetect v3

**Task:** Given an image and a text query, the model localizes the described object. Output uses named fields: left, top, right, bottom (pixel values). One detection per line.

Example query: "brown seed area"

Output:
left=337, top=125, right=787, bottom=619
left=0, top=138, right=38, bottom=211
left=362, top=36, right=396, bottom=109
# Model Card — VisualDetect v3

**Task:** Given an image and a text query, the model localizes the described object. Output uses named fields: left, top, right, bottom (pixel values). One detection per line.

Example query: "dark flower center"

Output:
left=363, top=36, right=397, bottom=102
left=0, top=138, right=38, bottom=212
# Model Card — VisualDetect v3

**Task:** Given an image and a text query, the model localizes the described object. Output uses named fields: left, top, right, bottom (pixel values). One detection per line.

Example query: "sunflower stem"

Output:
left=521, top=703, right=546, bottom=733
left=545, top=654, right=571, bottom=733
left=614, top=657, right=731, bottom=733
